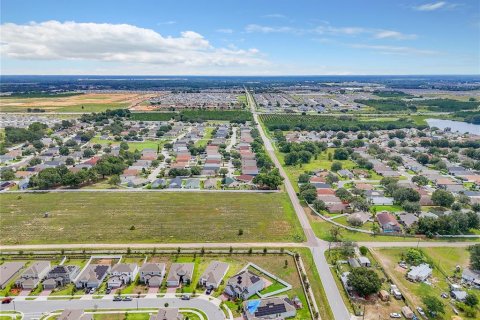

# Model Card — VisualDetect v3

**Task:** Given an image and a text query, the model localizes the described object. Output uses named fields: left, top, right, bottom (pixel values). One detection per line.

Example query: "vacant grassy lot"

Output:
left=90, top=135, right=167, bottom=152
left=0, top=93, right=147, bottom=113
left=0, top=192, right=304, bottom=244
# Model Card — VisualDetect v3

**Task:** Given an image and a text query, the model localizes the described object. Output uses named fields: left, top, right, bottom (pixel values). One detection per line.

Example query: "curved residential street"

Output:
left=0, top=295, right=225, bottom=320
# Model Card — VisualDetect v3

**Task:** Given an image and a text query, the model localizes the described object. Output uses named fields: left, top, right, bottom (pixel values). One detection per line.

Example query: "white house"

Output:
left=139, top=263, right=166, bottom=288
left=107, top=263, right=139, bottom=288
left=407, top=264, right=432, bottom=282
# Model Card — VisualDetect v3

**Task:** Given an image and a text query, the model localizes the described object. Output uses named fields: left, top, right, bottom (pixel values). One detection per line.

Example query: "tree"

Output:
left=405, top=248, right=426, bottom=266
left=331, top=161, right=342, bottom=172
left=412, top=175, right=429, bottom=186
left=284, top=152, right=298, bottom=165
left=333, top=148, right=349, bottom=160
left=422, top=296, right=445, bottom=319
left=359, top=246, right=368, bottom=256
left=402, top=201, right=421, bottom=213
left=108, top=175, right=121, bottom=186
left=465, top=293, right=479, bottom=307
left=347, top=268, right=381, bottom=297
left=59, top=146, right=70, bottom=156
left=393, top=187, right=420, bottom=203
left=469, top=244, right=480, bottom=270
left=301, top=188, right=317, bottom=203
left=329, top=226, right=342, bottom=242
left=1, top=169, right=15, bottom=181
left=298, top=173, right=310, bottom=183
left=219, top=168, right=228, bottom=177
left=313, top=199, right=326, bottom=212
left=432, top=189, right=455, bottom=207
left=65, top=157, right=75, bottom=166
left=416, top=153, right=429, bottom=165
left=83, top=148, right=95, bottom=158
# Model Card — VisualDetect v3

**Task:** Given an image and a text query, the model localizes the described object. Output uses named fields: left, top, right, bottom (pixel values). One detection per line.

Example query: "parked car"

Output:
left=1, top=297, right=12, bottom=304
left=105, top=288, right=112, bottom=294
left=113, top=296, right=122, bottom=301
left=416, top=307, right=425, bottom=317
left=390, top=313, right=402, bottom=318
left=441, top=292, right=448, bottom=299
left=181, top=294, right=191, bottom=300
left=123, top=296, right=132, bottom=301
left=205, top=287, right=213, bottom=295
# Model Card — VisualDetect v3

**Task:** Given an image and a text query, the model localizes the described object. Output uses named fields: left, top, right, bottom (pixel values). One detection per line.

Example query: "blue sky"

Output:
left=1, top=0, right=479, bottom=75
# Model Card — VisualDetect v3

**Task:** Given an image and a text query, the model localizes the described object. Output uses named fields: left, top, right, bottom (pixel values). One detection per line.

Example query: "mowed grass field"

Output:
left=0, top=191, right=304, bottom=244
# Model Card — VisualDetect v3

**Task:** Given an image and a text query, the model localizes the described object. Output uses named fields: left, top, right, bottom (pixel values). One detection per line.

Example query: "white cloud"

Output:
left=0, top=21, right=266, bottom=67
left=157, top=20, right=177, bottom=25
left=350, top=44, right=439, bottom=55
left=246, top=23, right=417, bottom=40
left=414, top=1, right=447, bottom=11
left=245, top=24, right=300, bottom=34
left=374, top=30, right=417, bottom=40
left=262, top=13, right=287, bottom=19
left=216, top=28, right=234, bottom=34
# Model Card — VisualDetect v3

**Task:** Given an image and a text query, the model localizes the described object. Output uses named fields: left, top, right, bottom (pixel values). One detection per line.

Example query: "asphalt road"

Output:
left=0, top=296, right=224, bottom=319
left=247, top=89, right=352, bottom=320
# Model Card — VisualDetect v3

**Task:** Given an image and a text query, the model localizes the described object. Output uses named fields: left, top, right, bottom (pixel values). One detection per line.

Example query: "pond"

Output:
left=426, top=118, right=480, bottom=135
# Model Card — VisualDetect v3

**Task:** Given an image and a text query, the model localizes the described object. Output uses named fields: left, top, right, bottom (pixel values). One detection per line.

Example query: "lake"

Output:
left=426, top=119, right=480, bottom=135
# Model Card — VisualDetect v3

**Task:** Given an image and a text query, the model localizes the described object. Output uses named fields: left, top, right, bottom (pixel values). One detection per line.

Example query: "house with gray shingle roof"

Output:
left=166, top=263, right=194, bottom=287
left=15, top=261, right=51, bottom=289
left=198, top=261, right=229, bottom=289
left=224, top=270, right=265, bottom=300
left=139, top=263, right=166, bottom=287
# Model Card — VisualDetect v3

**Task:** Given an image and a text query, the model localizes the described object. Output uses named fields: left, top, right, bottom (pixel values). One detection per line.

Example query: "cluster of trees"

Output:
left=80, top=109, right=131, bottom=123
left=168, top=166, right=202, bottom=177
left=4, top=122, right=47, bottom=145
left=29, top=165, right=98, bottom=189
left=380, top=177, right=421, bottom=213
left=260, top=114, right=422, bottom=132
left=347, top=267, right=382, bottom=297
left=249, top=129, right=283, bottom=190
left=417, top=211, right=479, bottom=236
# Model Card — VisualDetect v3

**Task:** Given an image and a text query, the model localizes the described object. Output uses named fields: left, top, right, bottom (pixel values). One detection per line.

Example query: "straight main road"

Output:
left=246, top=89, right=352, bottom=320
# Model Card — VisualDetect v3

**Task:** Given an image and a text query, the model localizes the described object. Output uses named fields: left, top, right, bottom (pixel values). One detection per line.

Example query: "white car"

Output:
left=417, top=307, right=426, bottom=317
left=390, top=313, right=402, bottom=318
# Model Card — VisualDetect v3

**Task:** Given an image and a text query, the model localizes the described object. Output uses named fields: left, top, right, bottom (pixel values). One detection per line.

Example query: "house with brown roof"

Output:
left=376, top=212, right=402, bottom=233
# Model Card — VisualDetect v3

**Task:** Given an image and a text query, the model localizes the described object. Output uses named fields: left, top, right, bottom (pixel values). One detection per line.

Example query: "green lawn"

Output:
left=275, top=148, right=356, bottom=192
left=194, top=127, right=214, bottom=147
left=0, top=103, right=128, bottom=113
left=0, top=191, right=305, bottom=244
left=90, top=135, right=167, bottom=152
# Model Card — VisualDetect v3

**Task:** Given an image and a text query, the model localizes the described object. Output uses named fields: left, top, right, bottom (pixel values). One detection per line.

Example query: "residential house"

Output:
left=243, top=295, right=297, bottom=320
left=338, top=169, right=354, bottom=179
left=348, top=258, right=360, bottom=268
left=376, top=212, right=402, bottom=233
left=15, top=261, right=51, bottom=290
left=149, top=308, right=183, bottom=320
left=58, top=309, right=93, bottom=320
left=166, top=263, right=194, bottom=287
left=0, top=262, right=24, bottom=289
left=107, top=263, right=139, bottom=288
left=75, top=264, right=110, bottom=289
left=407, top=264, right=432, bottom=282
left=184, top=178, right=200, bottom=189
left=358, top=257, right=371, bottom=267
left=139, top=263, right=166, bottom=288
left=398, top=213, right=419, bottom=229
left=198, top=261, right=229, bottom=289
left=462, top=268, right=480, bottom=288
left=43, top=265, right=80, bottom=289
left=347, top=212, right=371, bottom=225
left=224, top=270, right=265, bottom=300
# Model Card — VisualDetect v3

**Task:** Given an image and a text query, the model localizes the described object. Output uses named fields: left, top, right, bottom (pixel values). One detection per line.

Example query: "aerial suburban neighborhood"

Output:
left=1, top=0, right=480, bottom=320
